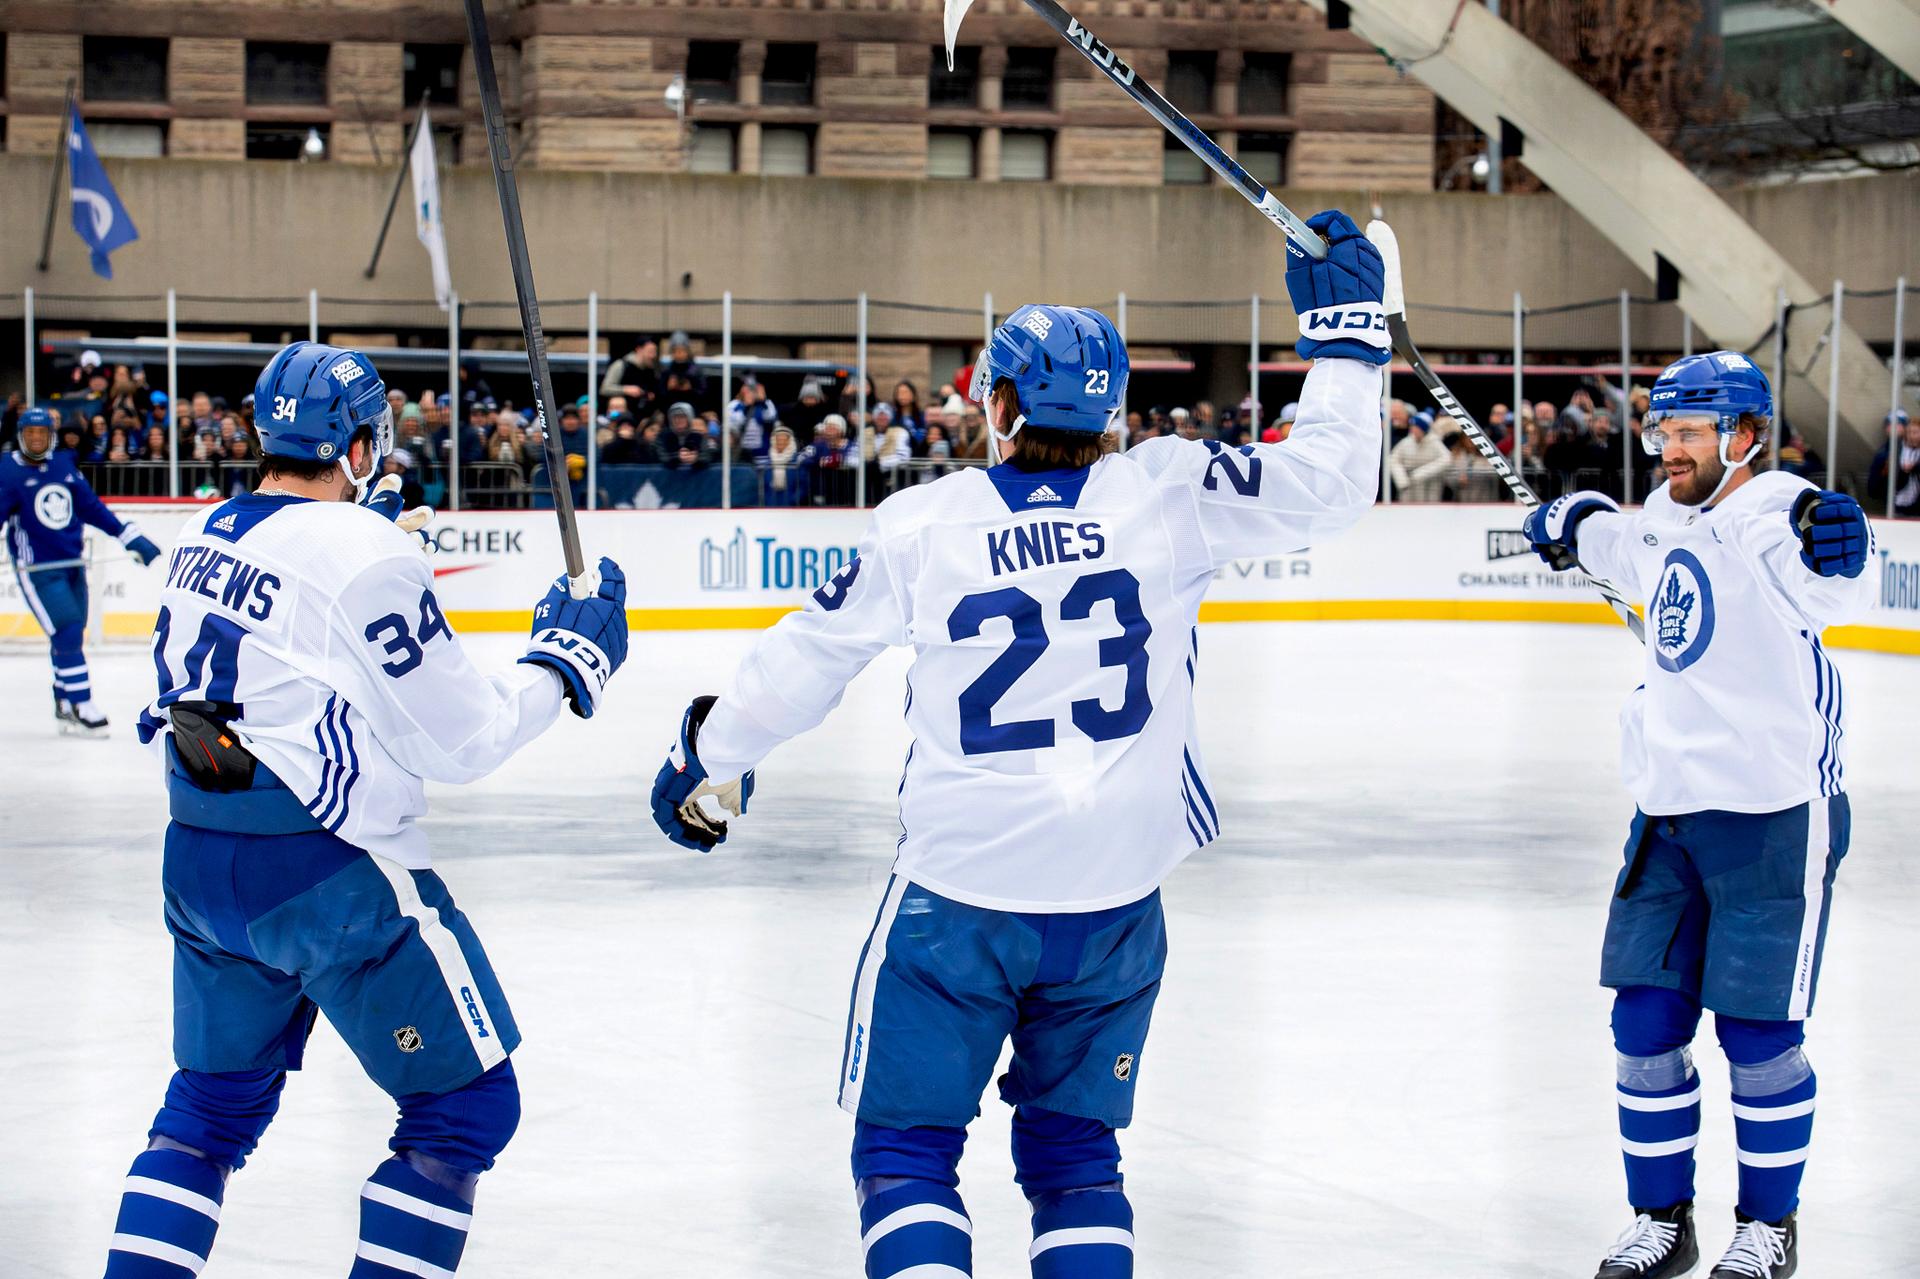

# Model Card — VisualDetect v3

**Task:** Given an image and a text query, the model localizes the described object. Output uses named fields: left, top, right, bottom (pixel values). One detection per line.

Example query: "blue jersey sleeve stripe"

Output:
left=329, top=703, right=362, bottom=833
left=1180, top=779, right=1214, bottom=842
left=310, top=694, right=341, bottom=823
left=320, top=699, right=352, bottom=828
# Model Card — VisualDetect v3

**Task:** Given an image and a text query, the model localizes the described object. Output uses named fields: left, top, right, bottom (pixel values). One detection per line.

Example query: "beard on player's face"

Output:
left=1663, top=441, right=1723, bottom=506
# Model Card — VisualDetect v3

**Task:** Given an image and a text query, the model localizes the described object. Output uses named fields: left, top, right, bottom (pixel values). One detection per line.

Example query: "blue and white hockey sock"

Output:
left=348, top=1156, right=476, bottom=1278
left=1729, top=1049, right=1815, bottom=1222
left=1028, top=1186, right=1134, bottom=1279
left=859, top=1181, right=973, bottom=1279
left=1616, top=1047, right=1701, bottom=1210
left=104, top=1147, right=228, bottom=1277
left=51, top=644, right=90, bottom=707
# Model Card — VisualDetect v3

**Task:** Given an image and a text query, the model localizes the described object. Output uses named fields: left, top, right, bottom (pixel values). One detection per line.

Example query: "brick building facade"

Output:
left=0, top=0, right=1434, bottom=189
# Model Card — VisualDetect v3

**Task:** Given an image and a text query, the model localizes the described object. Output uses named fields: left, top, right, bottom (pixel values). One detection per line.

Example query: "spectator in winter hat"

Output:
left=661, top=331, right=708, bottom=406
left=787, top=377, right=830, bottom=439
left=1265, top=401, right=1300, bottom=444
left=763, top=423, right=803, bottom=506
left=728, top=376, right=780, bottom=457
left=1390, top=408, right=1450, bottom=502
left=1171, top=407, right=1200, bottom=441
left=668, top=402, right=715, bottom=469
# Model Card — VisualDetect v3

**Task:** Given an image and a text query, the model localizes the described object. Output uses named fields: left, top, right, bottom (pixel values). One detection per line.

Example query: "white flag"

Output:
left=409, top=109, right=452, bottom=311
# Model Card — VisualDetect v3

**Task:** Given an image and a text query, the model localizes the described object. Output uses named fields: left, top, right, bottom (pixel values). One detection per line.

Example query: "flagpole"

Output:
left=365, top=92, right=432, bottom=279
left=36, top=79, right=75, bottom=272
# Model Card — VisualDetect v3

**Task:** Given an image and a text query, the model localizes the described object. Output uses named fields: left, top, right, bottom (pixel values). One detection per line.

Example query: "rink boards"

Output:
left=6, top=501, right=1919, bottom=654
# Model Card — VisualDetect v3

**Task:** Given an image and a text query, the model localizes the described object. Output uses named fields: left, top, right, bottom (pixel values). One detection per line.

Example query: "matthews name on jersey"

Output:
left=139, top=491, right=565, bottom=867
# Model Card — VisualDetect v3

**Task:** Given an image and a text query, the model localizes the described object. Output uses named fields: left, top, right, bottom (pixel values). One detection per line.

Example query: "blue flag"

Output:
left=67, top=115, right=139, bottom=279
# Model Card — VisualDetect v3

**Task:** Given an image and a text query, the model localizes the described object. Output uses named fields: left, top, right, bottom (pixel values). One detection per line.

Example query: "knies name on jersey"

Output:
left=164, top=545, right=281, bottom=621
left=986, top=518, right=1109, bottom=577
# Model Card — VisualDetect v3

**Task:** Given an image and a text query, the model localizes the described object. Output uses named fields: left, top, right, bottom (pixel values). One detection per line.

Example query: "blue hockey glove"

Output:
left=360, top=473, right=434, bottom=553
left=1792, top=488, right=1868, bottom=578
left=1522, top=489, right=1620, bottom=572
left=125, top=534, right=162, bottom=566
left=1286, top=210, right=1390, bottom=366
left=652, top=694, right=755, bottom=852
left=518, top=556, right=629, bottom=718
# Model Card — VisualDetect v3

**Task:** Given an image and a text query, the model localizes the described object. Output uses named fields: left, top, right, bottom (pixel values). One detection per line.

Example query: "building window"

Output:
left=83, top=37, right=169, bottom=104
left=760, top=125, right=812, bottom=175
left=688, top=41, right=739, bottom=104
left=1165, top=51, right=1215, bottom=116
left=246, top=42, right=330, bottom=107
left=89, top=120, right=168, bottom=158
left=1000, top=128, right=1050, bottom=180
left=1163, top=136, right=1206, bottom=184
left=762, top=43, right=816, bottom=107
left=928, top=128, right=976, bottom=179
left=930, top=45, right=980, bottom=108
left=429, top=123, right=461, bottom=166
left=1238, top=53, right=1289, bottom=116
left=1003, top=47, right=1055, bottom=112
left=690, top=124, right=737, bottom=173
left=1238, top=131, right=1288, bottom=186
left=247, top=123, right=328, bottom=160
left=403, top=44, right=462, bottom=107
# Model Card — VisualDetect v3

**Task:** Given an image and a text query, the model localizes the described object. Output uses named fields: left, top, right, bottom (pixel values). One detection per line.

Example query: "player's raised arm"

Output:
left=68, top=455, right=162, bottom=565
left=1726, top=488, right=1875, bottom=631
left=327, top=546, right=629, bottom=786
left=1127, top=211, right=1387, bottom=566
left=651, top=521, right=906, bottom=849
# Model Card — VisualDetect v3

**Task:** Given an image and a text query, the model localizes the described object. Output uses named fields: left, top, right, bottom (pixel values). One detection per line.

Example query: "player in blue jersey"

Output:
left=2, top=404, right=163, bottom=734
left=96, top=342, right=630, bottom=1279
left=1525, top=353, right=1873, bottom=1279
left=650, top=212, right=1391, bottom=1278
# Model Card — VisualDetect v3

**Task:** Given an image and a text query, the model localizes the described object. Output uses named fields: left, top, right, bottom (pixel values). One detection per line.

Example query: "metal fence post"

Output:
left=1891, top=276, right=1907, bottom=519
left=22, top=284, right=33, bottom=403
left=1512, top=290, right=1524, bottom=492
left=586, top=290, right=599, bottom=512
left=1682, top=310, right=1693, bottom=359
left=1619, top=289, right=1632, bottom=503
left=1826, top=280, right=1842, bottom=490
left=984, top=292, right=994, bottom=348
left=1116, top=290, right=1127, bottom=450
left=447, top=292, right=460, bottom=512
left=1771, top=287, right=1786, bottom=473
left=1249, top=294, right=1261, bottom=434
left=856, top=291, right=869, bottom=510
left=720, top=290, right=733, bottom=512
left=166, top=288, right=179, bottom=499
left=308, top=289, right=319, bottom=344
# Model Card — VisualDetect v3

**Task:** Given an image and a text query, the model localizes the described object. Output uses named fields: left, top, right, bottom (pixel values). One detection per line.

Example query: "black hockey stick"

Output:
left=461, top=0, right=588, bottom=587
left=947, top=0, right=1647, bottom=643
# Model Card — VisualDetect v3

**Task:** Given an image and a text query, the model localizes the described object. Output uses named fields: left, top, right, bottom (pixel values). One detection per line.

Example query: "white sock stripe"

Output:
left=1616, top=1084, right=1703, bottom=1112
left=1029, top=1226, right=1136, bottom=1259
left=14, top=565, right=55, bottom=632
left=1621, top=1135, right=1699, bottom=1158
left=1788, top=799, right=1830, bottom=1020
left=54, top=664, right=88, bottom=674
left=368, top=855, right=507, bottom=1074
left=361, top=1181, right=474, bottom=1231
left=882, top=1267, right=972, bottom=1279
left=354, top=1240, right=459, bottom=1278
left=1737, top=1144, right=1811, bottom=1168
left=123, top=1175, right=222, bottom=1223
left=1732, top=1097, right=1817, bottom=1122
left=110, top=1233, right=207, bottom=1273
left=861, top=1202, right=973, bottom=1253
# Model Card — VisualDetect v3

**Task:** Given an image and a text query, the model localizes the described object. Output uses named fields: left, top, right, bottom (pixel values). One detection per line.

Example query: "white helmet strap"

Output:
left=987, top=407, right=1027, bottom=464
left=1700, top=432, right=1764, bottom=509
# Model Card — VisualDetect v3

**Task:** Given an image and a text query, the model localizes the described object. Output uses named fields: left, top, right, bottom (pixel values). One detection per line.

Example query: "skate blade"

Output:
left=57, top=721, right=109, bottom=739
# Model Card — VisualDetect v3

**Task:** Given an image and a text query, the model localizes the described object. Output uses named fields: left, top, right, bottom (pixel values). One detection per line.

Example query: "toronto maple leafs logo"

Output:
left=1655, top=571, right=1696, bottom=651
left=1652, top=548, right=1716, bottom=673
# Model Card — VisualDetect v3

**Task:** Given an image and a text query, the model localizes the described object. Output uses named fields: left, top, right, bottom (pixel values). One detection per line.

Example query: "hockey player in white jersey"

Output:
left=98, top=341, right=629, bottom=1279
left=650, top=210, right=1389, bottom=1278
left=1524, top=352, right=1873, bottom=1279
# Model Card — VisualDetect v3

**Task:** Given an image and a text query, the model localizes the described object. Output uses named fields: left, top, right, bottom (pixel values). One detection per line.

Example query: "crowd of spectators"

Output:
left=5, top=347, right=1910, bottom=514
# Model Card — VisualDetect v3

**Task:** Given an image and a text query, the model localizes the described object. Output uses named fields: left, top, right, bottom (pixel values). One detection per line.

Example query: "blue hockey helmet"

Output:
left=970, top=304, right=1128, bottom=437
left=253, top=341, right=393, bottom=483
left=16, top=405, right=56, bottom=460
left=1640, top=350, right=1772, bottom=456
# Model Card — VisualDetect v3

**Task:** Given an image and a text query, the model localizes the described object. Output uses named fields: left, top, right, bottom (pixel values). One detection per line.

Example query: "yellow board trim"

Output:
left=2, top=602, right=1914, bottom=655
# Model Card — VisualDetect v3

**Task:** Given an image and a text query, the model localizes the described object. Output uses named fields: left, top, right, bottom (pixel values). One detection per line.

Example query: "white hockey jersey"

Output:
left=139, top=493, right=564, bottom=867
left=697, top=358, right=1383, bottom=912
left=1575, top=470, right=1875, bottom=816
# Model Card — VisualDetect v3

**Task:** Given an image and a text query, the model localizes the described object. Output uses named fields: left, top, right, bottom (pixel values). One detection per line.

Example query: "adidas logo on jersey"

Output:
left=212, top=513, right=238, bottom=532
left=1026, top=484, right=1062, bottom=503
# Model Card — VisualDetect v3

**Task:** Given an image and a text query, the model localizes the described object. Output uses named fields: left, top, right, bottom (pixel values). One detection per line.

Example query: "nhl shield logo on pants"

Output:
left=393, top=1026, right=423, bottom=1053
left=1114, top=1052, right=1135, bottom=1082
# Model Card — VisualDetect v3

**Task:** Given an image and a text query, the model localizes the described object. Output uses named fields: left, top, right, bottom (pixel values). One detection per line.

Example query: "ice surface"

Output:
left=2, top=622, right=1915, bottom=1277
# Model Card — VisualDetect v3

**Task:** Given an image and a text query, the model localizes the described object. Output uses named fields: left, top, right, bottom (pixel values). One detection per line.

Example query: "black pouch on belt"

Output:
left=168, top=701, right=259, bottom=793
